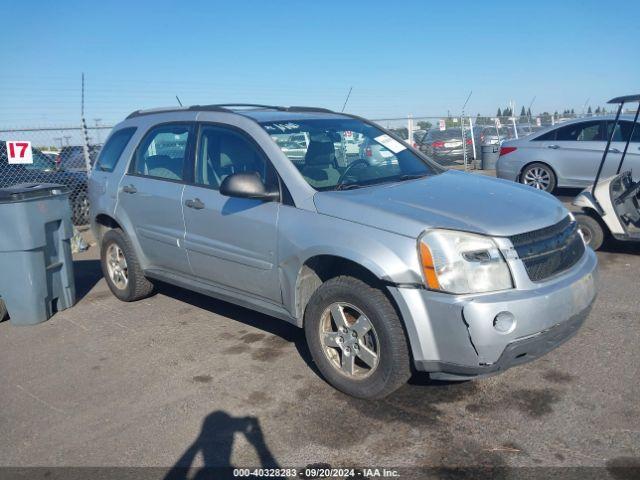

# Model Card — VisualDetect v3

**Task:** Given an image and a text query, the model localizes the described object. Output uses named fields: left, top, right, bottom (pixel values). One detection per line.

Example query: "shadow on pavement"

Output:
left=153, top=282, right=317, bottom=374
left=73, top=259, right=103, bottom=301
left=164, top=411, right=282, bottom=480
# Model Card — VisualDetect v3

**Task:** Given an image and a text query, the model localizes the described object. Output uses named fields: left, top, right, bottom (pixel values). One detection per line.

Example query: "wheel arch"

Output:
left=292, top=254, right=404, bottom=328
left=93, top=213, right=123, bottom=244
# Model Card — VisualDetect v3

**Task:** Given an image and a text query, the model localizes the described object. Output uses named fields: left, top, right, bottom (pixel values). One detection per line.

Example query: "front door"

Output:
left=116, top=123, right=195, bottom=274
left=182, top=124, right=281, bottom=303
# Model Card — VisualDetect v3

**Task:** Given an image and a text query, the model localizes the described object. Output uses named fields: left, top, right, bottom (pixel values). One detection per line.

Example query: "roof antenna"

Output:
left=341, top=86, right=353, bottom=112
left=176, top=95, right=183, bottom=107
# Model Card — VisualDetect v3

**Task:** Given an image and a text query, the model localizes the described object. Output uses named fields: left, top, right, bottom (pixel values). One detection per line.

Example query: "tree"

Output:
left=520, top=106, right=527, bottom=118
left=587, top=106, right=592, bottom=115
left=497, top=108, right=502, bottom=117
left=417, top=120, right=432, bottom=130
left=527, top=107, right=532, bottom=118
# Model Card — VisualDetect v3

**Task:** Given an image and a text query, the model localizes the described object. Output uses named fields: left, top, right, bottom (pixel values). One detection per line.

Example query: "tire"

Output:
left=520, top=162, right=557, bottom=193
left=304, top=276, right=411, bottom=399
left=0, top=299, right=7, bottom=321
left=72, top=191, right=89, bottom=226
left=575, top=212, right=606, bottom=251
left=100, top=228, right=154, bottom=302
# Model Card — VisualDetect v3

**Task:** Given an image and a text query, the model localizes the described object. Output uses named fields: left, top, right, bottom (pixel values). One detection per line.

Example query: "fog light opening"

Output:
left=493, top=311, right=516, bottom=334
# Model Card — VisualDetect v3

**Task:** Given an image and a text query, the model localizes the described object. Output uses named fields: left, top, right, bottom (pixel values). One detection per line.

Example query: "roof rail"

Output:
left=209, top=103, right=287, bottom=111
left=125, top=104, right=337, bottom=120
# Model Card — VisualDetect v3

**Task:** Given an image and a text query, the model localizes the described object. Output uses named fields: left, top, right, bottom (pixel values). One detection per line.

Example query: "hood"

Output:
left=313, top=170, right=567, bottom=238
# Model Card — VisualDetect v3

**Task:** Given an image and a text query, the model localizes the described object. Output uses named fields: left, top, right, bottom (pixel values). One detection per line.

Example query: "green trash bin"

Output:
left=0, top=183, right=76, bottom=325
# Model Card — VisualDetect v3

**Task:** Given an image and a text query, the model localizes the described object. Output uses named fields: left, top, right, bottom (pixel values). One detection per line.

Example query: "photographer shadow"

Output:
left=164, top=411, right=283, bottom=480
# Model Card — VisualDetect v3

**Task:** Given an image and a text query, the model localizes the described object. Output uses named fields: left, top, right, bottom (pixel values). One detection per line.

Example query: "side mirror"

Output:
left=219, top=172, right=279, bottom=201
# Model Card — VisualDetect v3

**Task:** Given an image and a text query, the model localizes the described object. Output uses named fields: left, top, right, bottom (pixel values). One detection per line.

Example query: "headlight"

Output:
left=419, top=229, right=513, bottom=294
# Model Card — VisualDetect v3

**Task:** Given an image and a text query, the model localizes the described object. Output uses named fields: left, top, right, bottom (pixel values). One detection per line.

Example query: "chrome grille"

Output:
left=510, top=216, right=585, bottom=282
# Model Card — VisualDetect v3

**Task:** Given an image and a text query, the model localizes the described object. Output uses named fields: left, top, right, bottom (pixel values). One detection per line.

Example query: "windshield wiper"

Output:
left=398, top=173, right=428, bottom=181
left=334, top=182, right=362, bottom=191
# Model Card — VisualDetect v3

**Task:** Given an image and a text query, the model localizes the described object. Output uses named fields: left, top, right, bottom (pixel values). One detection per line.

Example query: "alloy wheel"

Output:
left=319, top=302, right=380, bottom=378
left=523, top=167, right=551, bottom=190
left=106, top=243, right=128, bottom=290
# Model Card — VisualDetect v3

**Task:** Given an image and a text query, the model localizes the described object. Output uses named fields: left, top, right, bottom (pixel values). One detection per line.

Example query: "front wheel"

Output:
left=575, top=212, right=606, bottom=250
left=521, top=162, right=557, bottom=193
left=304, top=276, right=411, bottom=399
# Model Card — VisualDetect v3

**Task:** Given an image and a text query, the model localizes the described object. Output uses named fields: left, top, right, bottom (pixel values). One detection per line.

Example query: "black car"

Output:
left=57, top=145, right=102, bottom=172
left=0, top=142, right=89, bottom=224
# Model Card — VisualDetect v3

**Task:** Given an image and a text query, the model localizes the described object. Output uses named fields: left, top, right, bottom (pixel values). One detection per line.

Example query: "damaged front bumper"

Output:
left=388, top=247, right=598, bottom=380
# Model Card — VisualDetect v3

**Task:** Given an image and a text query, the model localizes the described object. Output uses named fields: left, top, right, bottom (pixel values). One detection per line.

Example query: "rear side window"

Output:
left=132, top=124, right=193, bottom=181
left=95, top=128, right=136, bottom=172
left=555, top=121, right=603, bottom=141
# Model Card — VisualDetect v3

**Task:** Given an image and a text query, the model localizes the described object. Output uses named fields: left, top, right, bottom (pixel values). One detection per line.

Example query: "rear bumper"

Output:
left=388, top=248, right=598, bottom=380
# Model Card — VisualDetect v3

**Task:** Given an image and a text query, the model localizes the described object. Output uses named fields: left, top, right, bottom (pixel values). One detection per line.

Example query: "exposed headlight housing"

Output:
left=419, top=229, right=513, bottom=294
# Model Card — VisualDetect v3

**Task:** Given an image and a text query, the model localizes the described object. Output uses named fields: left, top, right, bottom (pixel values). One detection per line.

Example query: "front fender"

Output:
left=277, top=206, right=423, bottom=321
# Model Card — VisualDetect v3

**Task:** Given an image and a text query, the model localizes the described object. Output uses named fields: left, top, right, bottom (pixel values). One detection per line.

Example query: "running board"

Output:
left=144, top=268, right=297, bottom=325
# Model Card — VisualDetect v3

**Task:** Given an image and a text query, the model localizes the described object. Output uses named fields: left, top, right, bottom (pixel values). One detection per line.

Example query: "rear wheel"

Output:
left=304, top=276, right=411, bottom=399
left=101, top=228, right=154, bottom=301
left=575, top=212, right=606, bottom=250
left=521, top=162, right=557, bottom=193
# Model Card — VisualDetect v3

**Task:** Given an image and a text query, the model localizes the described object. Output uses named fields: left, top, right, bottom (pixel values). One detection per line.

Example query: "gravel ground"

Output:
left=0, top=201, right=638, bottom=478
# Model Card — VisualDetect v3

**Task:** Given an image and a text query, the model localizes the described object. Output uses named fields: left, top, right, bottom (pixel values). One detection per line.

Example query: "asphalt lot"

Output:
left=0, top=185, right=639, bottom=477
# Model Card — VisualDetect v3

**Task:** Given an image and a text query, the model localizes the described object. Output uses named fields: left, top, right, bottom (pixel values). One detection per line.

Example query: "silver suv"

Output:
left=89, top=104, right=598, bottom=399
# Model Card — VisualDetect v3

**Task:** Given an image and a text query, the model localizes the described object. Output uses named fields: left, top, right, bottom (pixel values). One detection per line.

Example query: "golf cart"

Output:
left=573, top=94, right=640, bottom=250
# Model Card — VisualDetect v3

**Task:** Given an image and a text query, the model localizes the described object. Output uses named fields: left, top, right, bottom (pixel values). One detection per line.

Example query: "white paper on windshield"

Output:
left=374, top=134, right=406, bottom=154
left=379, top=150, right=394, bottom=158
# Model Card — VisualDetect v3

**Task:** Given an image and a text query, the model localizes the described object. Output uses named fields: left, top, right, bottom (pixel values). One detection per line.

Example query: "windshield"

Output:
left=261, top=118, right=440, bottom=191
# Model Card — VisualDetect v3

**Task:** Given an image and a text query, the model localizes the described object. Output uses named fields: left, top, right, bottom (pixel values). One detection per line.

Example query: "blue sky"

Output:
left=1, top=0, right=638, bottom=127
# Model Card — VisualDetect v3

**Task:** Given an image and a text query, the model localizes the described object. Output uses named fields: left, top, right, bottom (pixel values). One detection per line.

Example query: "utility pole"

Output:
left=63, top=135, right=71, bottom=146
left=461, top=91, right=473, bottom=170
left=94, top=118, right=102, bottom=143
left=53, top=137, right=63, bottom=149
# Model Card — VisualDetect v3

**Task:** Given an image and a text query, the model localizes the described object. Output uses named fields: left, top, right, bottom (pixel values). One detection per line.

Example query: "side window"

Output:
left=132, top=124, right=192, bottom=180
left=555, top=121, right=603, bottom=141
left=195, top=125, right=276, bottom=190
left=95, top=127, right=136, bottom=172
left=609, top=121, right=640, bottom=142
left=532, top=129, right=556, bottom=141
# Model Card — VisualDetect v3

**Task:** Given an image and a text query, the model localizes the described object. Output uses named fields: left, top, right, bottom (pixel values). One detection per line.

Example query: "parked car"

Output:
left=415, top=128, right=474, bottom=163
left=497, top=115, right=640, bottom=192
left=57, top=145, right=102, bottom=171
left=0, top=142, right=90, bottom=224
left=89, top=104, right=597, bottom=399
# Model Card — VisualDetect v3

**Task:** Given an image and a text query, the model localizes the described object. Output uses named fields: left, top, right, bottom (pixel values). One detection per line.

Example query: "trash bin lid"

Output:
left=0, top=183, right=69, bottom=203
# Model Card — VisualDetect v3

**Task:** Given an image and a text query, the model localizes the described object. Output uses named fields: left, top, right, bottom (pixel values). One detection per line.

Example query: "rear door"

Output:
left=543, top=120, right=606, bottom=187
left=182, top=123, right=282, bottom=303
left=116, top=123, right=194, bottom=274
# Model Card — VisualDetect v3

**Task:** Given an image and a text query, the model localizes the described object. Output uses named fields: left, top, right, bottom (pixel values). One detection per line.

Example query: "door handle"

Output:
left=122, top=184, right=137, bottom=194
left=185, top=198, right=205, bottom=210
left=610, top=147, right=622, bottom=154
left=547, top=144, right=560, bottom=149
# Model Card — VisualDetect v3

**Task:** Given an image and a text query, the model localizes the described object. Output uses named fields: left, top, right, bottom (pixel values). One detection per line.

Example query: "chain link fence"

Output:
left=0, top=126, right=111, bottom=225
left=372, top=112, right=611, bottom=170
left=0, top=112, right=614, bottom=226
